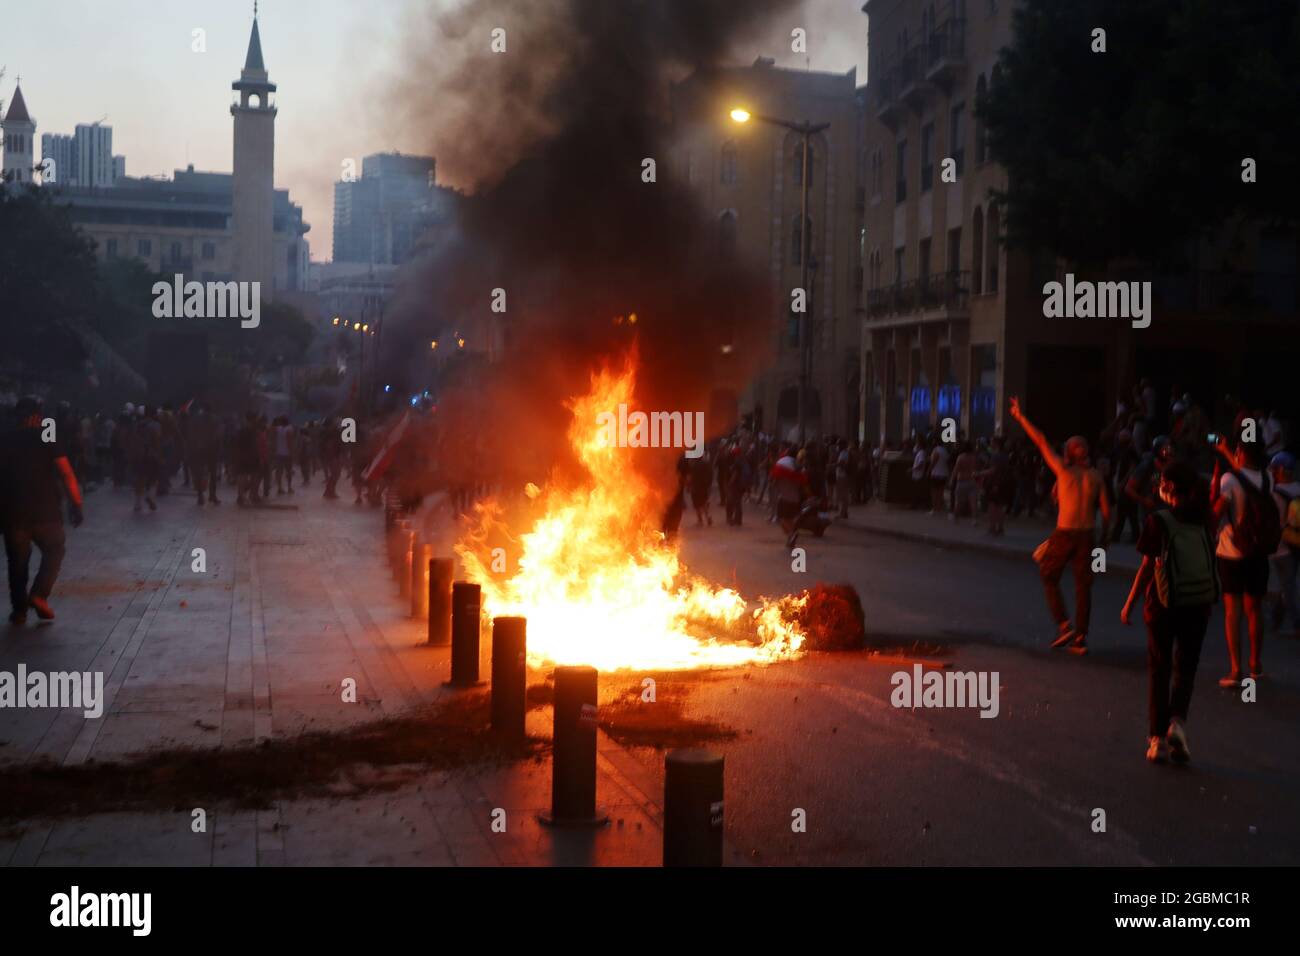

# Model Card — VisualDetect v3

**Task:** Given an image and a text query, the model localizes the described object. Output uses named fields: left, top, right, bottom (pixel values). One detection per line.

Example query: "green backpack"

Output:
left=1153, top=510, right=1221, bottom=609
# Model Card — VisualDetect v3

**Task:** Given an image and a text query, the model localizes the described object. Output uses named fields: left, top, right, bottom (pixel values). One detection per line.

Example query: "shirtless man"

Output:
left=1010, top=396, right=1111, bottom=654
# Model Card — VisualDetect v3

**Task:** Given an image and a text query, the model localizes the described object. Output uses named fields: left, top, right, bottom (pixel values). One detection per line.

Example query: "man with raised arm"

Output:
left=1009, top=396, right=1111, bottom=655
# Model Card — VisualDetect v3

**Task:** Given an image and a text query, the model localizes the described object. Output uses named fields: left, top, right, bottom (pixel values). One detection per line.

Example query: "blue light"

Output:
left=384, top=384, right=392, bottom=393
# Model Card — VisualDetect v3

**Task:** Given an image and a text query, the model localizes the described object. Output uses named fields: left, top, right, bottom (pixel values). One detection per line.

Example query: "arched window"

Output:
left=971, top=206, right=984, bottom=295
left=985, top=201, right=1000, bottom=294
left=974, top=74, right=988, bottom=165
left=720, top=141, right=738, bottom=185
left=794, top=145, right=815, bottom=188
left=718, top=210, right=738, bottom=261
left=792, top=214, right=813, bottom=265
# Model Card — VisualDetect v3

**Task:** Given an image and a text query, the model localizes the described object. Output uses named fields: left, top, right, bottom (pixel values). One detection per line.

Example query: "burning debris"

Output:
left=772, top=584, right=868, bottom=652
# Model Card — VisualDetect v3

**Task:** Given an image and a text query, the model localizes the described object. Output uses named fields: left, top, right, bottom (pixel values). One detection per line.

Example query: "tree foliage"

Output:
left=978, top=0, right=1300, bottom=268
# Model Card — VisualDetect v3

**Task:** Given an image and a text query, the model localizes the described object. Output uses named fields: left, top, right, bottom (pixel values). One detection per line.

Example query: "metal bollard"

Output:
left=399, top=529, right=416, bottom=600
left=445, top=582, right=484, bottom=687
left=427, top=558, right=454, bottom=646
left=411, top=543, right=432, bottom=619
left=490, top=617, right=527, bottom=738
left=541, top=665, right=608, bottom=827
left=663, top=748, right=725, bottom=867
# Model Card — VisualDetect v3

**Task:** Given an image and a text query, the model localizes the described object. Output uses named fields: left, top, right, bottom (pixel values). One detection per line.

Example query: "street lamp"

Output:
left=731, top=106, right=829, bottom=444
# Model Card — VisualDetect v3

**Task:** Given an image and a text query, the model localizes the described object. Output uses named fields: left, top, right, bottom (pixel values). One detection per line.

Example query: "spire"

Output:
left=244, top=16, right=266, bottom=73
left=4, top=83, right=31, bottom=123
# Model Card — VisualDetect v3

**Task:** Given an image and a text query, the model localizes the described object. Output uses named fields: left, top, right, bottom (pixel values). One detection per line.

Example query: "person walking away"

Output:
left=951, top=441, right=979, bottom=524
left=1268, top=452, right=1300, bottom=635
left=273, top=416, right=295, bottom=494
left=1, top=397, right=84, bottom=625
left=132, top=407, right=162, bottom=513
left=835, top=443, right=852, bottom=518
left=927, top=439, right=950, bottom=515
left=188, top=404, right=222, bottom=506
left=1121, top=461, right=1219, bottom=763
left=1009, top=396, right=1111, bottom=654
left=298, top=421, right=315, bottom=486
left=724, top=446, right=749, bottom=526
left=235, top=412, right=262, bottom=506
left=321, top=417, right=344, bottom=500
left=689, top=452, right=713, bottom=527
left=1210, top=435, right=1278, bottom=686
left=770, top=448, right=810, bottom=548
left=979, top=436, right=1013, bottom=536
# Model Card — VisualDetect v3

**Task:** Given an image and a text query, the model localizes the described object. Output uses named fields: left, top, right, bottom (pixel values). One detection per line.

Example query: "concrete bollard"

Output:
left=445, top=582, right=484, bottom=687
left=399, top=529, right=416, bottom=600
left=411, top=543, right=432, bottom=619
left=663, top=748, right=725, bottom=867
left=427, top=558, right=454, bottom=646
left=490, top=617, right=527, bottom=738
left=541, top=665, right=608, bottom=827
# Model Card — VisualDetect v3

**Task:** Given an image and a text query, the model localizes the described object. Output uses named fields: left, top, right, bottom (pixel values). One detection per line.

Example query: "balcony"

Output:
left=925, top=18, right=966, bottom=90
left=897, top=47, right=933, bottom=113
left=866, top=271, right=971, bottom=324
left=874, top=69, right=904, bottom=129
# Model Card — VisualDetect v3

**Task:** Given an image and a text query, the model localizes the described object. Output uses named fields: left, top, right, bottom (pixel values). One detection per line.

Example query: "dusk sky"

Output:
left=5, top=0, right=866, bottom=261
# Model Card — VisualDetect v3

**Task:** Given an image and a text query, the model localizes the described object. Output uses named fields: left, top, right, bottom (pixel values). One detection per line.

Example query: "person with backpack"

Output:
left=1267, top=452, right=1300, bottom=635
left=1121, top=462, right=1218, bottom=763
left=1210, top=435, right=1280, bottom=686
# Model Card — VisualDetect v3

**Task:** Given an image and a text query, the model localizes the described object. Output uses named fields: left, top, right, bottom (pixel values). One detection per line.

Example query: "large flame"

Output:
left=455, top=353, right=806, bottom=671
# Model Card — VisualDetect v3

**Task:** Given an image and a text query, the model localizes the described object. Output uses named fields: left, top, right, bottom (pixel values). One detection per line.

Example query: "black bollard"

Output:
left=541, top=665, right=608, bottom=827
left=490, top=617, right=527, bottom=738
left=427, top=558, right=454, bottom=646
left=398, top=529, right=415, bottom=600
left=663, top=748, right=725, bottom=867
left=411, top=543, right=432, bottom=619
left=445, top=582, right=484, bottom=687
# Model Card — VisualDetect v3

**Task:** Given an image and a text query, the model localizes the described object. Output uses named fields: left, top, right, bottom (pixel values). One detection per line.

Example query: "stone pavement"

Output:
left=0, top=478, right=670, bottom=866
left=837, top=500, right=1143, bottom=574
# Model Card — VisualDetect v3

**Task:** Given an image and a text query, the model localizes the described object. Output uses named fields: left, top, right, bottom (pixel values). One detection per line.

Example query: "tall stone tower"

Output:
left=231, top=12, right=276, bottom=294
left=1, top=83, right=36, bottom=185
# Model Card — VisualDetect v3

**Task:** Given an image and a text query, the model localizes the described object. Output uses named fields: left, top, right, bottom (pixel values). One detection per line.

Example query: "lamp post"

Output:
left=731, top=108, right=829, bottom=444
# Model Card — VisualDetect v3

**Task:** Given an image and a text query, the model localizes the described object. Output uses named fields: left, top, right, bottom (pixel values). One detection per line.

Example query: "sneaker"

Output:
left=1166, top=720, right=1190, bottom=763
left=1217, top=673, right=1241, bottom=689
left=28, top=596, right=55, bottom=621
left=8, top=611, right=26, bottom=626
left=1051, top=624, right=1076, bottom=649
left=1146, top=736, right=1167, bottom=763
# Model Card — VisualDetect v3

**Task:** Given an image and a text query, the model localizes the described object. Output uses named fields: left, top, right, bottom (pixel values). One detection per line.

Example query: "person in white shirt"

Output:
left=928, top=441, right=950, bottom=514
left=1268, top=452, right=1299, bottom=634
left=1211, top=436, right=1269, bottom=685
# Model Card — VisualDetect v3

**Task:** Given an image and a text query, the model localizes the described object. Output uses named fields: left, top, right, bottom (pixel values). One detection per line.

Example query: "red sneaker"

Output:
left=28, top=596, right=55, bottom=620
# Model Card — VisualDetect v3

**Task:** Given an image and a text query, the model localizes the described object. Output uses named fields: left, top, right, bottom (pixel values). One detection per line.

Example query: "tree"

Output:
left=978, top=0, right=1300, bottom=269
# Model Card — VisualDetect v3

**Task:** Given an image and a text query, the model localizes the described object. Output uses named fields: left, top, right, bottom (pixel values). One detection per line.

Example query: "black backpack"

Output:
left=1227, top=468, right=1282, bottom=558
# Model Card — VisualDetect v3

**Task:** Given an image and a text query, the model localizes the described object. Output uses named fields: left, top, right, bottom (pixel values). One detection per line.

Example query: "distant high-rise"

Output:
left=113, top=155, right=126, bottom=181
left=230, top=12, right=277, bottom=294
left=333, top=152, right=455, bottom=265
left=1, top=83, right=36, bottom=185
left=74, top=123, right=114, bottom=187
left=41, top=132, right=77, bottom=185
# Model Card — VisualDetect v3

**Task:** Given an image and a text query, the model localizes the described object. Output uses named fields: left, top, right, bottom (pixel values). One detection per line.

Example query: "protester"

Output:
left=131, top=406, right=162, bottom=513
left=770, top=447, right=809, bottom=548
left=689, top=452, right=713, bottom=527
left=1270, top=452, right=1300, bottom=635
left=979, top=436, right=1013, bottom=536
left=928, top=438, right=950, bottom=515
left=1010, top=396, right=1111, bottom=655
left=950, top=441, right=979, bottom=524
left=1121, top=462, right=1218, bottom=763
left=1, top=397, right=84, bottom=625
left=1210, top=434, right=1276, bottom=686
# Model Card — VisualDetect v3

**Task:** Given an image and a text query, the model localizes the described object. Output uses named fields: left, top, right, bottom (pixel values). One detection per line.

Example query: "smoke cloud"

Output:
left=380, top=0, right=798, bottom=495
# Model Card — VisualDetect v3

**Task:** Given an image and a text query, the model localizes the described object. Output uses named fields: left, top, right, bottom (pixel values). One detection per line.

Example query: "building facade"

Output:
left=333, top=152, right=457, bottom=267
left=672, top=59, right=863, bottom=441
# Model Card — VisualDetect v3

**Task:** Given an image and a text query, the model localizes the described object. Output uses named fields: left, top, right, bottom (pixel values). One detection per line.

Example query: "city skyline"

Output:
left=5, top=0, right=866, bottom=262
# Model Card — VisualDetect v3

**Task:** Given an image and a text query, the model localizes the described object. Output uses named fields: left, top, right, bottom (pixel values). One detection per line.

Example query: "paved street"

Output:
left=2, top=486, right=1298, bottom=866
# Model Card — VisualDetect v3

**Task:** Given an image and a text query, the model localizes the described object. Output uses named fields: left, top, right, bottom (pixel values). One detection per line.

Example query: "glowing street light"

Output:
left=729, top=108, right=751, bottom=123
left=332, top=316, right=340, bottom=326
left=457, top=337, right=465, bottom=349
left=431, top=340, right=439, bottom=350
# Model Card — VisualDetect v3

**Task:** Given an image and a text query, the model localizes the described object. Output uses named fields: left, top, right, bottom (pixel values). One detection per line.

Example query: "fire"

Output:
left=455, top=353, right=806, bottom=671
